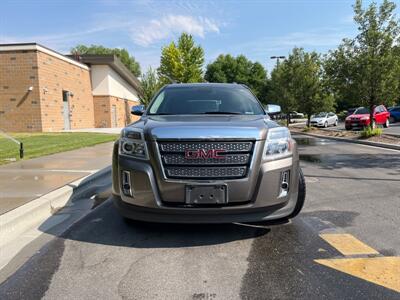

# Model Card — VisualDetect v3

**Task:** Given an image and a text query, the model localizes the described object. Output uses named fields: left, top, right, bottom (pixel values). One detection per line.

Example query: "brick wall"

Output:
left=36, top=51, right=94, bottom=131
left=93, top=95, right=139, bottom=128
left=0, top=50, right=42, bottom=132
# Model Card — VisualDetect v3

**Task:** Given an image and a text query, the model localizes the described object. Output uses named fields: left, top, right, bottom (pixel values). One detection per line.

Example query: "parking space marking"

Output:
left=315, top=257, right=400, bottom=293
left=320, top=233, right=379, bottom=256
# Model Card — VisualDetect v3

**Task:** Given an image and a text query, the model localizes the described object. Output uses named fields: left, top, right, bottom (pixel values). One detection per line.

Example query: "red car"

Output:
left=345, top=105, right=390, bottom=130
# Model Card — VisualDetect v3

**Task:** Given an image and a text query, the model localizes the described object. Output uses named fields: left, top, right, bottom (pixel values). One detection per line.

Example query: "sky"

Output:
left=1, top=0, right=396, bottom=74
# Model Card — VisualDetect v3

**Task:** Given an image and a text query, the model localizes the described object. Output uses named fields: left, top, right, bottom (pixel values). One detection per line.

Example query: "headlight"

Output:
left=264, top=127, right=293, bottom=160
left=119, top=128, right=148, bottom=159
left=360, top=116, right=369, bottom=121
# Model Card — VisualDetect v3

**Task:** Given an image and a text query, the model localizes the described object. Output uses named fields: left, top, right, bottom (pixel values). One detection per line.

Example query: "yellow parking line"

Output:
left=320, top=233, right=379, bottom=256
left=315, top=257, right=400, bottom=293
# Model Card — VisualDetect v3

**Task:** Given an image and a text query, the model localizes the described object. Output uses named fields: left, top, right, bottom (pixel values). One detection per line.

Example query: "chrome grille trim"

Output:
left=160, top=142, right=253, bottom=153
left=166, top=166, right=247, bottom=178
left=162, top=153, right=250, bottom=165
left=158, top=141, right=254, bottom=179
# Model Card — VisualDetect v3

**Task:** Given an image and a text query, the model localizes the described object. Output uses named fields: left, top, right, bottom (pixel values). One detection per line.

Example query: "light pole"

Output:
left=270, top=56, right=286, bottom=67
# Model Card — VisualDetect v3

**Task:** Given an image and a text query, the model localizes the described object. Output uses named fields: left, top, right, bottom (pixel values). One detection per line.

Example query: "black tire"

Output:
left=287, top=168, right=306, bottom=219
left=324, top=121, right=328, bottom=128
left=383, top=118, right=389, bottom=128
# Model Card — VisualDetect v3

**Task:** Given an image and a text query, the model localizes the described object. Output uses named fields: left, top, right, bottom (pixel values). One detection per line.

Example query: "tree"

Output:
left=324, top=0, right=400, bottom=127
left=158, top=33, right=204, bottom=84
left=204, top=54, right=268, bottom=101
left=140, top=67, right=162, bottom=106
left=267, top=62, right=298, bottom=125
left=71, top=45, right=141, bottom=77
left=269, top=48, right=334, bottom=126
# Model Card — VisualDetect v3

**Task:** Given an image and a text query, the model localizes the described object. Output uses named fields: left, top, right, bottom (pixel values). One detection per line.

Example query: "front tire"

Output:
left=287, top=169, right=306, bottom=219
left=324, top=121, right=328, bottom=128
left=334, top=119, right=338, bottom=126
left=384, top=118, right=390, bottom=128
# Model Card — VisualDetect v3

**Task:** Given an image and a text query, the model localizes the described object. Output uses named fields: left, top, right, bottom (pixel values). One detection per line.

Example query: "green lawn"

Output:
left=0, top=132, right=118, bottom=165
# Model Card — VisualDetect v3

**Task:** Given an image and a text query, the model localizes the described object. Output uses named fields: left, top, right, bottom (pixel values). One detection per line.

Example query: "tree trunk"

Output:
left=307, top=115, right=311, bottom=127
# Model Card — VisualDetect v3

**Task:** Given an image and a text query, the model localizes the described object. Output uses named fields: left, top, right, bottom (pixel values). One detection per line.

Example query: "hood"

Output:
left=129, top=115, right=275, bottom=140
left=310, top=117, right=326, bottom=122
left=348, top=114, right=369, bottom=120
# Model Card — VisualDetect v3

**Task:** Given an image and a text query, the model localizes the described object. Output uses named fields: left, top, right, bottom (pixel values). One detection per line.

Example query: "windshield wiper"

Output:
left=201, top=111, right=241, bottom=115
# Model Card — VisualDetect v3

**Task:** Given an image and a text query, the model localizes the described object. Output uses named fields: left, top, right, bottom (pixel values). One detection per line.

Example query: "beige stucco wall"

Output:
left=91, top=65, right=140, bottom=101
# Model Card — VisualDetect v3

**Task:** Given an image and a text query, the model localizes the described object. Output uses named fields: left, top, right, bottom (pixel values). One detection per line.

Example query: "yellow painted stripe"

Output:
left=320, top=233, right=379, bottom=256
left=315, top=257, right=400, bottom=293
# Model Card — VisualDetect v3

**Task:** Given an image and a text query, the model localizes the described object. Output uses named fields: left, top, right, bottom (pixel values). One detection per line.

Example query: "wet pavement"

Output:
left=0, top=135, right=399, bottom=299
left=0, top=142, right=114, bottom=214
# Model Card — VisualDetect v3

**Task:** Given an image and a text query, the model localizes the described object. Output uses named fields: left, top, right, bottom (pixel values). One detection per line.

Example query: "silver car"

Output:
left=310, top=112, right=338, bottom=127
left=112, top=83, right=305, bottom=223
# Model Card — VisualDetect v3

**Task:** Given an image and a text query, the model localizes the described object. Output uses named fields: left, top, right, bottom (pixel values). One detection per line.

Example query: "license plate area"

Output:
left=185, top=185, right=227, bottom=205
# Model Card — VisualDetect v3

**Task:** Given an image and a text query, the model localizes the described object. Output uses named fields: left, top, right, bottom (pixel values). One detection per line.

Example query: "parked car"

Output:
left=345, top=105, right=390, bottom=130
left=347, top=108, right=357, bottom=116
left=113, top=83, right=306, bottom=223
left=388, top=106, right=400, bottom=123
left=310, top=112, right=338, bottom=127
left=289, top=111, right=305, bottom=119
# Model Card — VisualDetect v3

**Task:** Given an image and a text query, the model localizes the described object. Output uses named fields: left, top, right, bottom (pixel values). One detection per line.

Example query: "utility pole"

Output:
left=270, top=56, right=286, bottom=67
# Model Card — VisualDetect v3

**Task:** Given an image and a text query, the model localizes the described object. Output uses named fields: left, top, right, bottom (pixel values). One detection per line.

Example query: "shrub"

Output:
left=302, top=126, right=315, bottom=132
left=360, top=127, right=383, bottom=138
left=337, top=110, right=348, bottom=121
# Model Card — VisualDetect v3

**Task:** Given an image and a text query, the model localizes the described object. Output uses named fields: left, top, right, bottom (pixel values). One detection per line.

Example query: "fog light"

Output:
left=122, top=171, right=132, bottom=197
left=279, top=170, right=290, bottom=197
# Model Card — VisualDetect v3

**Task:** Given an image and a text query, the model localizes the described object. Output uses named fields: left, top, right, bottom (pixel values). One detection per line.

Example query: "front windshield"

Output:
left=148, top=86, right=265, bottom=115
left=314, top=112, right=327, bottom=118
left=354, top=107, right=370, bottom=114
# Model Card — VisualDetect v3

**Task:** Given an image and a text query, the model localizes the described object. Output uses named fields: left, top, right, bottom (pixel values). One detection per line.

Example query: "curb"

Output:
left=0, top=166, right=111, bottom=247
left=291, top=131, right=400, bottom=151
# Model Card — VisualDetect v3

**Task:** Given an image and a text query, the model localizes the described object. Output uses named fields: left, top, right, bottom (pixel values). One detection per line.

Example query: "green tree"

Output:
left=267, top=62, right=298, bottom=125
left=204, top=54, right=268, bottom=101
left=71, top=44, right=141, bottom=77
left=140, top=67, right=162, bottom=106
left=269, top=48, right=334, bottom=126
left=158, top=33, right=204, bottom=84
left=324, top=0, right=400, bottom=126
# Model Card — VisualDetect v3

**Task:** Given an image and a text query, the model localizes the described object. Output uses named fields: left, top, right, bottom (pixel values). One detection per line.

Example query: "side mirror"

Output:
left=131, top=105, right=145, bottom=116
left=264, top=104, right=281, bottom=115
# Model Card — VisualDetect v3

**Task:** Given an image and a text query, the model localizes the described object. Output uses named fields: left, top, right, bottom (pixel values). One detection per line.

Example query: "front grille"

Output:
left=158, top=141, right=254, bottom=179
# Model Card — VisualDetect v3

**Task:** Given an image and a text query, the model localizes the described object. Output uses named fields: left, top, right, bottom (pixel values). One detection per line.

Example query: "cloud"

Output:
left=132, top=15, right=220, bottom=46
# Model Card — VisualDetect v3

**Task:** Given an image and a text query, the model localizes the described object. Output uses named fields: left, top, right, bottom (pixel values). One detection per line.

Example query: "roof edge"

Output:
left=0, top=43, right=89, bottom=70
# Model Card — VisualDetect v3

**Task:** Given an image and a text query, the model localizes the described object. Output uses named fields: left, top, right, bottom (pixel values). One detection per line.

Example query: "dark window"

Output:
left=148, top=86, right=265, bottom=115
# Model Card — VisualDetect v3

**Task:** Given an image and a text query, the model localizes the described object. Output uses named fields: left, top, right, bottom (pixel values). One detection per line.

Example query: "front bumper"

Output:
left=112, top=141, right=300, bottom=223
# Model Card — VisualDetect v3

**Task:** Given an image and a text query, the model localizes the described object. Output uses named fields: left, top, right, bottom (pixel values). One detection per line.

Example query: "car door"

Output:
left=374, top=106, right=383, bottom=124
left=327, top=112, right=335, bottom=125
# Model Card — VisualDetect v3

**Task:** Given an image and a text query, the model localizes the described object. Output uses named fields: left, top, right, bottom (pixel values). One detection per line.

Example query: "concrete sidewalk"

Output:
left=63, top=127, right=123, bottom=134
left=0, top=142, right=114, bottom=215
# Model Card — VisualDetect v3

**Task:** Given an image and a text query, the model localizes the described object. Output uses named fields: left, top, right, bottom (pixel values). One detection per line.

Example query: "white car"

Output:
left=310, top=112, right=338, bottom=128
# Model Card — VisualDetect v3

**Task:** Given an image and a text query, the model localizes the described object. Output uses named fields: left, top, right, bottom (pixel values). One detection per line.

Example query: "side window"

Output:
left=149, top=91, right=165, bottom=114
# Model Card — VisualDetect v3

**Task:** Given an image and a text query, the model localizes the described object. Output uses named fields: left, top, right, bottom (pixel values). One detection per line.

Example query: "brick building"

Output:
left=0, top=43, right=141, bottom=132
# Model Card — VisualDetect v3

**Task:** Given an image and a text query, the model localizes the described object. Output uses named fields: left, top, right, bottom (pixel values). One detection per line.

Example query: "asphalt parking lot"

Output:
left=0, top=135, right=399, bottom=299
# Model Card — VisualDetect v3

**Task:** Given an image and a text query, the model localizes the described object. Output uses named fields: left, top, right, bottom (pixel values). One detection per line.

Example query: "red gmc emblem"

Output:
left=185, top=149, right=226, bottom=159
